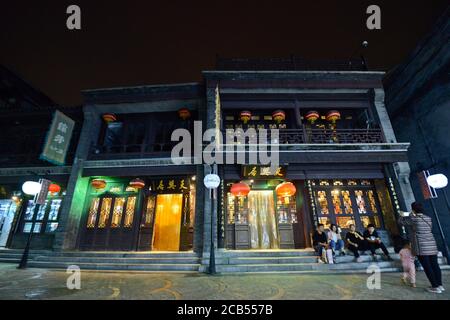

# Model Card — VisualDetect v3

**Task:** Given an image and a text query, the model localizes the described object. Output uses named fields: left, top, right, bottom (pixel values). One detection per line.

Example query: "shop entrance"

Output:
left=247, top=191, right=279, bottom=249
left=152, top=194, right=183, bottom=251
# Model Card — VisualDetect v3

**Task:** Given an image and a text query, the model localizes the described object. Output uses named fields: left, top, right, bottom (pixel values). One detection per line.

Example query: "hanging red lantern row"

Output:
left=129, top=178, right=145, bottom=189
left=326, top=110, right=341, bottom=124
left=305, top=111, right=320, bottom=124
left=178, top=108, right=191, bottom=121
left=102, top=113, right=117, bottom=123
left=230, top=182, right=251, bottom=197
left=48, top=183, right=61, bottom=194
left=91, top=179, right=107, bottom=190
left=239, top=111, right=252, bottom=124
left=272, top=110, right=286, bottom=124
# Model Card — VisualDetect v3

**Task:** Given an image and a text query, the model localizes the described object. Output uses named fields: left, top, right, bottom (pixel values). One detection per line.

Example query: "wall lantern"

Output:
left=102, top=113, right=117, bottom=123
left=91, top=179, right=107, bottom=190
left=178, top=108, right=191, bottom=121
left=239, top=111, right=252, bottom=124
left=230, top=182, right=251, bottom=197
left=326, top=110, right=341, bottom=124
left=129, top=178, right=145, bottom=189
left=49, top=184, right=61, bottom=194
left=305, top=111, right=320, bottom=124
left=427, top=174, right=448, bottom=189
left=276, top=182, right=297, bottom=204
left=22, top=181, right=41, bottom=196
left=272, top=110, right=286, bottom=124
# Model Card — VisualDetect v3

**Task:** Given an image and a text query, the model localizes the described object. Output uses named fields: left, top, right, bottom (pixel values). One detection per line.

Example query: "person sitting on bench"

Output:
left=363, top=224, right=393, bottom=261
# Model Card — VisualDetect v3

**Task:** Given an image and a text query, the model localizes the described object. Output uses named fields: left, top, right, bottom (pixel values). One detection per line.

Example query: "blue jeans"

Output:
left=329, top=239, right=345, bottom=253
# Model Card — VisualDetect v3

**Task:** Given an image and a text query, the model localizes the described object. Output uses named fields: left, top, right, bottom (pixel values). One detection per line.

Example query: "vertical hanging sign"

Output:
left=40, top=110, right=75, bottom=166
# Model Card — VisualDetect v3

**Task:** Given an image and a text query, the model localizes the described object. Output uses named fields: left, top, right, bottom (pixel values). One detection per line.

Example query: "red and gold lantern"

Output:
left=272, top=110, right=286, bottom=124
left=102, top=113, right=117, bottom=123
left=91, top=179, right=107, bottom=190
left=178, top=108, right=191, bottom=121
left=305, top=111, right=320, bottom=124
left=239, top=111, right=252, bottom=124
left=129, top=178, right=145, bottom=189
left=230, top=182, right=251, bottom=198
left=326, top=110, right=341, bottom=124
left=276, top=182, right=297, bottom=204
left=48, top=183, right=61, bottom=194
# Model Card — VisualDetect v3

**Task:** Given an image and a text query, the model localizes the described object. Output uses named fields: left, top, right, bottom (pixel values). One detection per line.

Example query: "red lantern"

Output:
left=178, top=108, right=191, bottom=120
left=102, top=114, right=117, bottom=123
left=276, top=182, right=297, bottom=201
left=239, top=111, right=252, bottom=124
left=272, top=110, right=286, bottom=124
left=129, top=178, right=145, bottom=189
left=48, top=184, right=61, bottom=194
left=91, top=179, right=107, bottom=190
left=305, top=111, right=320, bottom=124
left=326, top=110, right=341, bottom=124
left=230, top=182, right=251, bottom=197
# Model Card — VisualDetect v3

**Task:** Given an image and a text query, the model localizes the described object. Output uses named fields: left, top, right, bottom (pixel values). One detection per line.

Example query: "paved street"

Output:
left=0, top=264, right=449, bottom=300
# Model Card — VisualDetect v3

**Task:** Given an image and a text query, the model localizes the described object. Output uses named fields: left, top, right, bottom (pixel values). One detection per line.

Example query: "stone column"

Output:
left=53, top=107, right=102, bottom=251
left=374, top=88, right=416, bottom=211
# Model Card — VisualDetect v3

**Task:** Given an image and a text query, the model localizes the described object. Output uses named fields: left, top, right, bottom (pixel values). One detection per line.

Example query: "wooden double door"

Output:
left=80, top=192, right=192, bottom=252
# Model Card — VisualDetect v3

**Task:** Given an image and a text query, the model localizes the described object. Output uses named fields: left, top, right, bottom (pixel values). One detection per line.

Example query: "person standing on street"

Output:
left=399, top=202, right=445, bottom=294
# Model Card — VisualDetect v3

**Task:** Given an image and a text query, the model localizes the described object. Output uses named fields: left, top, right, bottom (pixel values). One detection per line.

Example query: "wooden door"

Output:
left=152, top=194, right=183, bottom=251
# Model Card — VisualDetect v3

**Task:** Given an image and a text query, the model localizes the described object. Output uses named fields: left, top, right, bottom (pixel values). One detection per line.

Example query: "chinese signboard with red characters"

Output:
left=40, top=111, right=75, bottom=166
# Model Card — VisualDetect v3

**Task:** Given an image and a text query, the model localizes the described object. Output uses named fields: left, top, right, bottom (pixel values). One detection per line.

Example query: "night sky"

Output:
left=0, top=0, right=448, bottom=106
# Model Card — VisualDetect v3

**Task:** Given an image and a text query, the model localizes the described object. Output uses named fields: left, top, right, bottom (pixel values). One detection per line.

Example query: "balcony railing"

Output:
left=278, top=128, right=384, bottom=144
left=88, top=128, right=385, bottom=160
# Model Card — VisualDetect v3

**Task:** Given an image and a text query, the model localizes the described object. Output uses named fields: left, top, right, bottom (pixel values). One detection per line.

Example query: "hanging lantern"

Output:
left=326, top=110, right=341, bottom=124
left=49, top=184, right=61, bottom=194
left=102, top=113, right=117, bottom=123
left=230, top=182, right=251, bottom=197
left=178, top=108, right=191, bottom=121
left=305, top=111, right=320, bottom=124
left=239, top=111, right=252, bottom=124
left=129, top=178, right=145, bottom=189
left=91, top=179, right=107, bottom=190
left=276, top=182, right=297, bottom=204
left=272, top=110, right=286, bottom=124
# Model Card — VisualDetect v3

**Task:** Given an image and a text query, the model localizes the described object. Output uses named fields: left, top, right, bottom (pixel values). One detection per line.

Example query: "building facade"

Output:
left=1, top=58, right=418, bottom=272
left=384, top=7, right=450, bottom=250
left=0, top=65, right=82, bottom=250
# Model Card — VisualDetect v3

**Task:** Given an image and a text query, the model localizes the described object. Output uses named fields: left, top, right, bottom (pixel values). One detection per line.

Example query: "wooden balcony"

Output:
left=278, top=128, right=385, bottom=144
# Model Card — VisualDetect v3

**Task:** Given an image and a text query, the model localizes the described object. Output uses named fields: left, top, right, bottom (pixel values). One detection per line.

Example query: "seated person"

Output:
left=327, top=224, right=346, bottom=256
left=312, top=224, right=329, bottom=263
left=363, top=224, right=393, bottom=261
left=345, top=224, right=366, bottom=262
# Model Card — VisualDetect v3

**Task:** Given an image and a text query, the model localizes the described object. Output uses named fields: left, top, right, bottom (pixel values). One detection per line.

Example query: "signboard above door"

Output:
left=242, top=166, right=286, bottom=179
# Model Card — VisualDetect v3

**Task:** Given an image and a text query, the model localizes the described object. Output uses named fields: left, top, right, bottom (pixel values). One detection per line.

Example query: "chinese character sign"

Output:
left=40, top=111, right=75, bottom=166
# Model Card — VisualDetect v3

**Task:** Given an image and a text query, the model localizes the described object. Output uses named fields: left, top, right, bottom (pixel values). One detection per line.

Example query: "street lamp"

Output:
left=427, top=174, right=448, bottom=189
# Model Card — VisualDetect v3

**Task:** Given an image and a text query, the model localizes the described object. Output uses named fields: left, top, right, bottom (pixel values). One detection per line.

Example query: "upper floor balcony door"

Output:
left=91, top=110, right=197, bottom=160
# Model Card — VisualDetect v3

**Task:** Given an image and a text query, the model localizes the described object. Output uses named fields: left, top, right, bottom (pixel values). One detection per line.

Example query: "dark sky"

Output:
left=0, top=0, right=448, bottom=106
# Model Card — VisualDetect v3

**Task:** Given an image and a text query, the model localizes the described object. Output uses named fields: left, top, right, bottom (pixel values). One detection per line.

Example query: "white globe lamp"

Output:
left=427, top=174, right=448, bottom=189
left=22, top=181, right=41, bottom=196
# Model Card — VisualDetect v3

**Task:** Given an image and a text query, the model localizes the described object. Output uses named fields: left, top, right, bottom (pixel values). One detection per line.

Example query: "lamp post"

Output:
left=18, top=179, right=50, bottom=269
left=204, top=166, right=220, bottom=275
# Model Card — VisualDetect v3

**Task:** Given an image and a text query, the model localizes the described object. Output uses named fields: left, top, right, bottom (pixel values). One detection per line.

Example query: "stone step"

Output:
left=27, top=261, right=201, bottom=272
left=216, top=249, right=317, bottom=258
left=32, top=256, right=201, bottom=264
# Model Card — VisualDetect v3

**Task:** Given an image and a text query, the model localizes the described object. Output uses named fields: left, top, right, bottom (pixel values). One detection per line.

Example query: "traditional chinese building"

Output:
left=1, top=57, right=426, bottom=273
left=0, top=65, right=82, bottom=250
